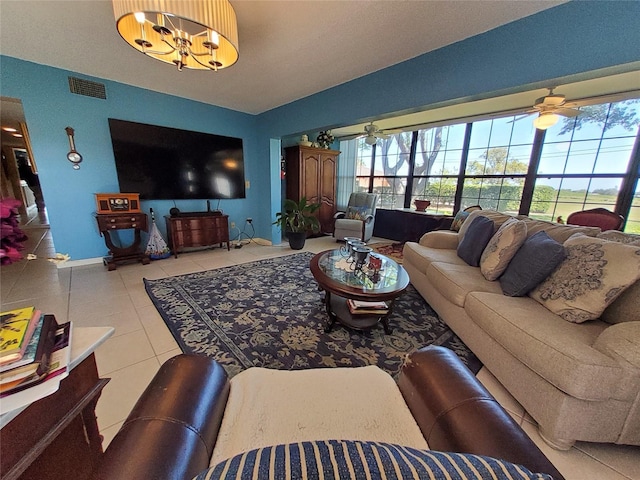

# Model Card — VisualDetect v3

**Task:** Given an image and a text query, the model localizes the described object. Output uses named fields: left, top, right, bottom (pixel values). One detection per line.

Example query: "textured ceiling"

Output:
left=0, top=0, right=565, bottom=114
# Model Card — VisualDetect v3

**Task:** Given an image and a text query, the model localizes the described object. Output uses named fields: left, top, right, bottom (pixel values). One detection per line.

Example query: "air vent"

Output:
left=68, top=77, right=107, bottom=99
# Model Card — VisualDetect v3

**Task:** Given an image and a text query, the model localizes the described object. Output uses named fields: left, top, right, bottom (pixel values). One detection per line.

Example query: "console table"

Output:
left=373, top=209, right=453, bottom=242
left=0, top=326, right=114, bottom=480
left=165, top=213, right=230, bottom=258
left=96, top=213, right=150, bottom=270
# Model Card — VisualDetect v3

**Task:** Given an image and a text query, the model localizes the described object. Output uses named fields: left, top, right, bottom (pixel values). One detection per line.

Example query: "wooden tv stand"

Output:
left=165, top=213, right=230, bottom=258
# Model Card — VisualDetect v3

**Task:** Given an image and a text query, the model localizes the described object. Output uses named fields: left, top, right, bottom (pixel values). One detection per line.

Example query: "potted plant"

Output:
left=273, top=197, right=321, bottom=250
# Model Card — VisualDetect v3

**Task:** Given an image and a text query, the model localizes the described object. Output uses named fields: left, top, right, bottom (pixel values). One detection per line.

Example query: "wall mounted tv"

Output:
left=108, top=118, right=245, bottom=200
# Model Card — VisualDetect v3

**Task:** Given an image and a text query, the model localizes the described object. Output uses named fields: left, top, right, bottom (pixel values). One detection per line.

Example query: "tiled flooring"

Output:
left=1, top=210, right=639, bottom=479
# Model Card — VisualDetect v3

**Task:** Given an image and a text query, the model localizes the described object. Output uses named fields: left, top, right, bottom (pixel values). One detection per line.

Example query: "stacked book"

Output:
left=0, top=307, right=72, bottom=415
left=347, top=299, right=389, bottom=315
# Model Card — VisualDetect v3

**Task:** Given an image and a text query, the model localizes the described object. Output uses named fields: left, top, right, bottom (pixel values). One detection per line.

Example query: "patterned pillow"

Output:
left=346, top=206, right=368, bottom=221
left=480, top=218, right=528, bottom=281
left=596, top=230, right=640, bottom=245
left=450, top=210, right=470, bottom=232
left=593, top=231, right=640, bottom=324
left=529, top=234, right=640, bottom=323
left=197, top=440, right=553, bottom=480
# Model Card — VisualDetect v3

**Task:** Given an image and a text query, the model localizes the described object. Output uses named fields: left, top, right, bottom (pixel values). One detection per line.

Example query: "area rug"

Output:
left=144, top=252, right=481, bottom=378
left=370, top=241, right=404, bottom=263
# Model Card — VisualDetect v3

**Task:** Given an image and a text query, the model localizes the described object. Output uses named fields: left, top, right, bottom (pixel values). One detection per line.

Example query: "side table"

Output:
left=0, top=326, right=114, bottom=480
left=96, top=213, right=151, bottom=270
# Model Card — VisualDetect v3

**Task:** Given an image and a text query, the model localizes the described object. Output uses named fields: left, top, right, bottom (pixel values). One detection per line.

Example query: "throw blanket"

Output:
left=196, top=440, right=553, bottom=480
left=210, top=365, right=428, bottom=466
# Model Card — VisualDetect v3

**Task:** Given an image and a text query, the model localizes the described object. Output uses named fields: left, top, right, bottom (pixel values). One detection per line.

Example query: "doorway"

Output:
left=1, top=97, right=48, bottom=227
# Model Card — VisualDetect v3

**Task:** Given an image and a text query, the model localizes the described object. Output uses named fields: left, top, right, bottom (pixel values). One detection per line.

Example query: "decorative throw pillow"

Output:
left=457, top=209, right=483, bottom=240
left=197, top=440, right=553, bottom=480
left=346, top=206, right=368, bottom=220
left=480, top=218, right=528, bottom=281
left=450, top=210, right=470, bottom=232
left=500, top=231, right=566, bottom=297
left=595, top=231, right=640, bottom=324
left=529, top=234, right=640, bottom=323
left=457, top=216, right=495, bottom=267
left=597, top=230, right=640, bottom=245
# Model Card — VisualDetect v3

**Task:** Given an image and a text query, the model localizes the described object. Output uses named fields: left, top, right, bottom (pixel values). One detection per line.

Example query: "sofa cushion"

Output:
left=500, top=231, right=566, bottom=297
left=465, top=292, right=624, bottom=401
left=516, top=216, right=601, bottom=243
left=601, top=280, right=640, bottom=324
left=403, top=241, right=467, bottom=273
left=457, top=216, right=495, bottom=266
left=480, top=218, right=528, bottom=281
left=200, top=440, right=554, bottom=480
left=530, top=234, right=640, bottom=323
left=427, top=262, right=503, bottom=308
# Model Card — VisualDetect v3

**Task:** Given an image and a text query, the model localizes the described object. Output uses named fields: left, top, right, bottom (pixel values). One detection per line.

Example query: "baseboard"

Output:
left=251, top=237, right=272, bottom=246
left=56, top=256, right=103, bottom=269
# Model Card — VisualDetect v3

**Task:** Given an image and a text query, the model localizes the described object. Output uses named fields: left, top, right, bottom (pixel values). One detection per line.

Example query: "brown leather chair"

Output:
left=566, top=207, right=624, bottom=231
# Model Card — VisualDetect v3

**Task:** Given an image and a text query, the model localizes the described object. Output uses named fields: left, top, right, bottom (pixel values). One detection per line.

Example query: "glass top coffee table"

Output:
left=310, top=249, right=410, bottom=334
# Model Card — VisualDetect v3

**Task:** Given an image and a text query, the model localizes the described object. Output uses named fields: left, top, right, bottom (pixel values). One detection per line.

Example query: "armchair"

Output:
left=333, top=192, right=378, bottom=241
left=567, top=208, right=624, bottom=231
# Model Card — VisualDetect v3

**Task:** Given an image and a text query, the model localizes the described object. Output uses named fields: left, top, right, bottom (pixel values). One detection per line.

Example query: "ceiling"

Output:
left=2, top=1, right=638, bottom=151
left=0, top=0, right=567, bottom=115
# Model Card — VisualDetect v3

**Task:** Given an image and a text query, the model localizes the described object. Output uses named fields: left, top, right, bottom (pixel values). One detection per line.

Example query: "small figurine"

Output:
left=556, top=216, right=564, bottom=224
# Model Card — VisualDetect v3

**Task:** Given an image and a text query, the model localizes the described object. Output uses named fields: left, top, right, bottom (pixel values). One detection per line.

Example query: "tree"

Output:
left=558, top=100, right=639, bottom=135
left=376, top=127, right=444, bottom=202
left=466, top=147, right=529, bottom=184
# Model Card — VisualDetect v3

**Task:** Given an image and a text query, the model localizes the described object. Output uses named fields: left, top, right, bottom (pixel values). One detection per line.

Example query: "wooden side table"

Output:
left=96, top=213, right=150, bottom=270
left=0, top=325, right=114, bottom=480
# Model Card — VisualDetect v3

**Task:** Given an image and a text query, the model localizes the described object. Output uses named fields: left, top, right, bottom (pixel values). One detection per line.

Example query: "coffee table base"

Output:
left=323, top=291, right=393, bottom=334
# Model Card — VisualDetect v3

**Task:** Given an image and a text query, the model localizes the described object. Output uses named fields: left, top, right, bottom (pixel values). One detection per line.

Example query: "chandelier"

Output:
left=112, top=0, right=239, bottom=71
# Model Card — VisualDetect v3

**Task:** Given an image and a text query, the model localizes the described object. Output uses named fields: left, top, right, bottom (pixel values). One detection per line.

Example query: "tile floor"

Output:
left=1, top=211, right=638, bottom=479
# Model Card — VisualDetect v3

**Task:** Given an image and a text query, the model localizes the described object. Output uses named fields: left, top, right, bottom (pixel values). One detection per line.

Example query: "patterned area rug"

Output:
left=370, top=241, right=404, bottom=263
left=144, top=252, right=481, bottom=378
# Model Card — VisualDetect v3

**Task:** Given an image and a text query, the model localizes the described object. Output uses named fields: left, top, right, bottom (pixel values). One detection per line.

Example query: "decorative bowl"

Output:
left=414, top=199, right=431, bottom=211
left=298, top=141, right=313, bottom=147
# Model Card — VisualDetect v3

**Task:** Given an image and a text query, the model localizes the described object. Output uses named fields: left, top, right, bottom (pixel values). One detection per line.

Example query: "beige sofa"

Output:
left=403, top=210, right=640, bottom=450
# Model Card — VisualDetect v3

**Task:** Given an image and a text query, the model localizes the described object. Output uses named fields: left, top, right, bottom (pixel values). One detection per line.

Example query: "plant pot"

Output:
left=414, top=199, right=431, bottom=212
left=287, top=231, right=307, bottom=250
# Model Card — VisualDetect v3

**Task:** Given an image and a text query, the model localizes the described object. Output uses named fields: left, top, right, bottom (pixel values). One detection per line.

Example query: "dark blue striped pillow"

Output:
left=196, top=439, right=554, bottom=479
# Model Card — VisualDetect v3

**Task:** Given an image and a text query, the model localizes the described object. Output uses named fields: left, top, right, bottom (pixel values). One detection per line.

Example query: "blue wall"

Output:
left=1, top=56, right=264, bottom=259
left=2, top=1, right=639, bottom=260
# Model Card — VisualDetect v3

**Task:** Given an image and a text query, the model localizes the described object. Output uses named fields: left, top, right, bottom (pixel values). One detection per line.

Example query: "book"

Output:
left=347, top=299, right=388, bottom=315
left=0, top=319, right=72, bottom=413
left=347, top=299, right=388, bottom=310
left=0, top=307, right=38, bottom=362
left=0, top=314, right=45, bottom=373
left=0, top=315, right=57, bottom=384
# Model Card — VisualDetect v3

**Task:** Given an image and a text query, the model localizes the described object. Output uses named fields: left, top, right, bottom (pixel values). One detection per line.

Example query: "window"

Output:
left=532, top=100, right=639, bottom=227
left=412, top=125, right=465, bottom=215
left=348, top=97, right=640, bottom=232
left=461, top=117, right=535, bottom=212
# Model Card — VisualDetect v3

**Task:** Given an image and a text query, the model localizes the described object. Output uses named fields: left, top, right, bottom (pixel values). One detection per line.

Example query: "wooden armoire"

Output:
left=284, top=145, right=339, bottom=235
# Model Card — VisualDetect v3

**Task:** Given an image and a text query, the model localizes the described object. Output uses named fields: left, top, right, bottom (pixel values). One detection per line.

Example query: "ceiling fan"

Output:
left=338, top=122, right=398, bottom=145
left=514, top=88, right=582, bottom=130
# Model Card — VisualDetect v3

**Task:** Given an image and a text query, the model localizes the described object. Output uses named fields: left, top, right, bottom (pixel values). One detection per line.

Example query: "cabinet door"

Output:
left=319, top=153, right=337, bottom=233
left=301, top=151, right=321, bottom=205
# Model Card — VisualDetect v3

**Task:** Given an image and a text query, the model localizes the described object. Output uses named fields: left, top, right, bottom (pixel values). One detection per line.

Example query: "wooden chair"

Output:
left=566, top=208, right=624, bottom=231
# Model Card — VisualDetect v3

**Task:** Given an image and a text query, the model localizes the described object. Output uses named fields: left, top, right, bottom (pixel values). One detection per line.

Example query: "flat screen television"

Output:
left=108, top=118, right=245, bottom=200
